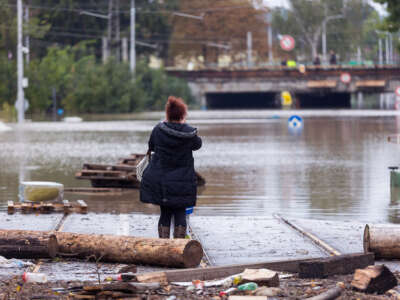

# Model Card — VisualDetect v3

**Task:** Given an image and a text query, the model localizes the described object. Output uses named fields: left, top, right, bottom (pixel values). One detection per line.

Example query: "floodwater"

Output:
left=1, top=110, right=400, bottom=223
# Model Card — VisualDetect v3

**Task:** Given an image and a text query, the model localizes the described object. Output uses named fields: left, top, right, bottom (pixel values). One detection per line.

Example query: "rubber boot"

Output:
left=158, top=225, right=170, bottom=239
left=173, top=225, right=186, bottom=239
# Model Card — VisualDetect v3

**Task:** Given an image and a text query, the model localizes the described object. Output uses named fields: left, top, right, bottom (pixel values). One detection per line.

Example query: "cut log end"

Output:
left=363, top=224, right=370, bottom=253
left=183, top=240, right=203, bottom=268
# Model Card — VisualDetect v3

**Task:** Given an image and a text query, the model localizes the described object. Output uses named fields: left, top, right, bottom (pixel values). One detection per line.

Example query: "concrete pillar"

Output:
left=357, top=91, right=363, bottom=109
left=200, top=94, right=207, bottom=110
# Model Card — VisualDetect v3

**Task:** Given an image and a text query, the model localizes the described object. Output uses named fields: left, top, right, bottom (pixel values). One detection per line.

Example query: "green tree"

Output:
left=374, top=0, right=400, bottom=31
left=272, top=0, right=380, bottom=62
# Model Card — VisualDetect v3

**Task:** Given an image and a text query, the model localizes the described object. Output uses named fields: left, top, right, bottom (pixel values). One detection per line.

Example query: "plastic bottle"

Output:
left=22, top=272, right=47, bottom=283
left=237, top=282, right=258, bottom=291
left=105, top=273, right=136, bottom=282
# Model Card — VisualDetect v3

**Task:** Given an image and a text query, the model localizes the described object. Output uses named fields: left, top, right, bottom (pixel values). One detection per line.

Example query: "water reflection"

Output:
left=1, top=111, right=400, bottom=223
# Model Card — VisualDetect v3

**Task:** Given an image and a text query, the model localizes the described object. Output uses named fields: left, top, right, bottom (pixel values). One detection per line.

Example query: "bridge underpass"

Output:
left=206, top=91, right=352, bottom=109
left=206, top=92, right=277, bottom=109
left=297, top=92, right=351, bottom=109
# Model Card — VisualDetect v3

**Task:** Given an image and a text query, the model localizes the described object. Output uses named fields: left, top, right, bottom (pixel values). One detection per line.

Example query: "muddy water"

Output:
left=1, top=110, right=400, bottom=223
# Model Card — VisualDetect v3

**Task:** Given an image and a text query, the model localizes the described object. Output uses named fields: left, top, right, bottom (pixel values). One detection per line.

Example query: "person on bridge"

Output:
left=329, top=50, right=337, bottom=65
left=313, top=55, right=321, bottom=66
left=140, top=96, right=202, bottom=239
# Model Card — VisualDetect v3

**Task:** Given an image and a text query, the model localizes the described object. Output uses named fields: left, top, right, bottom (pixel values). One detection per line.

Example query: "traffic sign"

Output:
left=280, top=35, right=295, bottom=51
left=395, top=86, right=400, bottom=97
left=340, top=72, right=351, bottom=84
left=288, top=115, right=303, bottom=129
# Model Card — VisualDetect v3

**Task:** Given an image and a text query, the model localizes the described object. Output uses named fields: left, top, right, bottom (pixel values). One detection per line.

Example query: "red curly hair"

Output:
left=165, top=96, right=187, bottom=122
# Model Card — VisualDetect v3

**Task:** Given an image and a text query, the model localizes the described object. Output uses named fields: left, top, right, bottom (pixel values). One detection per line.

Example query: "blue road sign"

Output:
left=288, top=115, right=303, bottom=129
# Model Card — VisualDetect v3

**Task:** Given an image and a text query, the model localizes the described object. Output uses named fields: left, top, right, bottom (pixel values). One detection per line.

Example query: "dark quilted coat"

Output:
left=140, top=122, right=202, bottom=208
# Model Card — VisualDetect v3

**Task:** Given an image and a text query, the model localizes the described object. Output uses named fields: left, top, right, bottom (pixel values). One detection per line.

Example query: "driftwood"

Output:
left=0, top=229, right=58, bottom=259
left=351, top=265, right=397, bottom=294
left=363, top=224, right=400, bottom=259
left=306, top=286, right=343, bottom=300
left=138, top=252, right=373, bottom=283
left=298, top=253, right=374, bottom=278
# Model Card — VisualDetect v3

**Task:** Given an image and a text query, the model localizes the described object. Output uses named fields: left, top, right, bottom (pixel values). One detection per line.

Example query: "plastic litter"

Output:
left=166, top=296, right=176, bottom=300
left=22, top=272, right=47, bottom=283
left=104, top=272, right=136, bottom=282
left=237, top=282, right=258, bottom=291
left=0, top=256, right=33, bottom=268
left=219, top=287, right=237, bottom=297
left=172, top=273, right=243, bottom=288
left=19, top=181, right=63, bottom=202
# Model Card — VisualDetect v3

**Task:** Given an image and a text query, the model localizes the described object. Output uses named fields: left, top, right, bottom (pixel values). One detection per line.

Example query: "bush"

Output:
left=24, top=45, right=194, bottom=115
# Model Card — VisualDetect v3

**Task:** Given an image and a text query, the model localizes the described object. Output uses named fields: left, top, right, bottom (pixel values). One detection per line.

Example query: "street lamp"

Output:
left=322, top=14, right=343, bottom=65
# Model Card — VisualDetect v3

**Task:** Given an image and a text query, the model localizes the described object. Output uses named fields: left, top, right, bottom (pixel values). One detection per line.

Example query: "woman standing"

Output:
left=140, top=96, right=202, bottom=238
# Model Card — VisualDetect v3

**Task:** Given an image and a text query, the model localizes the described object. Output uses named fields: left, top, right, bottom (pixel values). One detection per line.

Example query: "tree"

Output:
left=272, top=0, right=380, bottom=62
left=168, top=0, right=269, bottom=67
left=374, top=0, right=400, bottom=31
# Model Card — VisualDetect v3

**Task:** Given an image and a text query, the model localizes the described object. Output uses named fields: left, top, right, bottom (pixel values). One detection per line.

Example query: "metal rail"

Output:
left=273, top=213, right=342, bottom=257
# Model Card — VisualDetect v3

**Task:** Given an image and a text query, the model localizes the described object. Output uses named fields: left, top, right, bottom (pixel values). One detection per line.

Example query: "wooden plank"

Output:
left=307, top=80, right=337, bottom=88
left=80, top=170, right=127, bottom=177
left=356, top=80, right=386, bottom=88
left=77, top=200, right=88, bottom=214
left=76, top=175, right=132, bottom=181
left=63, top=200, right=71, bottom=214
left=137, top=253, right=373, bottom=283
left=7, top=201, right=14, bottom=214
left=83, top=163, right=136, bottom=172
left=21, top=203, right=32, bottom=213
left=298, top=252, right=375, bottom=278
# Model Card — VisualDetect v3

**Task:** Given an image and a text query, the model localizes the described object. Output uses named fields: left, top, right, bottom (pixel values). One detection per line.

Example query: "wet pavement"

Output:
left=2, top=211, right=398, bottom=282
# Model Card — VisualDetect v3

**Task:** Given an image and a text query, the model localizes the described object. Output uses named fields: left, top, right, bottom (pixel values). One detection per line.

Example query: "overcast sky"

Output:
left=263, top=0, right=387, bottom=15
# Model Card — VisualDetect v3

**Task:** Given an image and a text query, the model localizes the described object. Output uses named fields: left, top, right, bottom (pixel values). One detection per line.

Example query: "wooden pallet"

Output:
left=7, top=200, right=88, bottom=215
left=75, top=153, right=206, bottom=189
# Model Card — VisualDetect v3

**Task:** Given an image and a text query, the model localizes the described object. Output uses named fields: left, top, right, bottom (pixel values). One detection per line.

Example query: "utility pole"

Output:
left=386, top=35, right=390, bottom=65
left=102, top=37, right=109, bottom=63
left=108, top=0, right=113, bottom=58
left=17, top=0, right=25, bottom=123
left=267, top=11, right=273, bottom=64
left=115, top=0, right=120, bottom=61
left=122, top=37, right=128, bottom=62
left=247, top=32, right=253, bottom=68
left=130, top=0, right=136, bottom=73
left=378, top=38, right=383, bottom=65
left=24, top=4, right=29, bottom=64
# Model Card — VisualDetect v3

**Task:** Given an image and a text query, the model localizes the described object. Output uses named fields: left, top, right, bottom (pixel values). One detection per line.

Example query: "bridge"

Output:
left=167, top=66, right=400, bottom=109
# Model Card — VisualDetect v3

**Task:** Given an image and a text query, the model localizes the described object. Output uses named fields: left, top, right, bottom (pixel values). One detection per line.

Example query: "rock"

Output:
left=241, top=268, right=279, bottom=287
left=254, top=286, right=283, bottom=297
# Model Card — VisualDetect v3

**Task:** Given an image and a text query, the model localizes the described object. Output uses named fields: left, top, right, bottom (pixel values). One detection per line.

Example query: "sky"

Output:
left=263, top=0, right=388, bottom=15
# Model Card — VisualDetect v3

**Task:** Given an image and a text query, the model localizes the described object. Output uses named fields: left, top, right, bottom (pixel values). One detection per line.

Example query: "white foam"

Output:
left=0, top=121, right=12, bottom=132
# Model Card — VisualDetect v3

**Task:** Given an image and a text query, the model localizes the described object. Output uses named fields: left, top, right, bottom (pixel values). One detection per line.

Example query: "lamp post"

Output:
left=322, top=14, right=343, bottom=65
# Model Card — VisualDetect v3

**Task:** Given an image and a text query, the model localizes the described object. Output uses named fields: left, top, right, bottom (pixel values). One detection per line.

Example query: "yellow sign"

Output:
left=281, top=91, right=292, bottom=106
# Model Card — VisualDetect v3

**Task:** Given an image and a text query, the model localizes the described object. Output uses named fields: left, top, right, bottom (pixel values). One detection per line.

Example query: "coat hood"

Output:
left=159, top=122, right=197, bottom=139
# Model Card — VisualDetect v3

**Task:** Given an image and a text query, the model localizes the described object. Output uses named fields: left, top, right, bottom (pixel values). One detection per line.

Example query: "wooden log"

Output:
left=298, top=253, right=374, bottom=278
left=54, top=231, right=203, bottom=268
left=140, top=252, right=373, bottom=283
left=0, top=230, right=58, bottom=258
left=306, top=286, right=342, bottom=300
left=351, top=265, right=397, bottom=294
left=363, top=224, right=400, bottom=259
